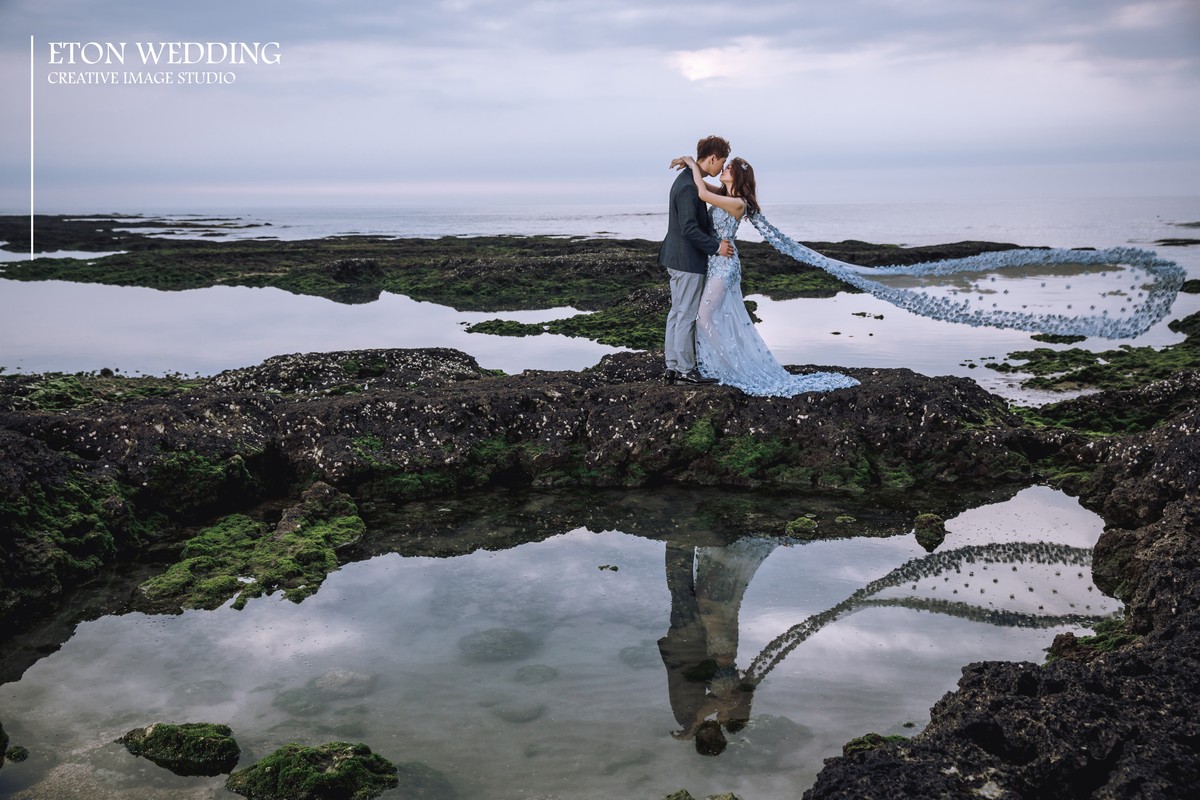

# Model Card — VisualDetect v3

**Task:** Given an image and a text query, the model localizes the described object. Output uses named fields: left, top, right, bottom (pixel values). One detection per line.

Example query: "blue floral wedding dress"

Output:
left=695, top=207, right=860, bottom=397
left=695, top=205, right=1185, bottom=398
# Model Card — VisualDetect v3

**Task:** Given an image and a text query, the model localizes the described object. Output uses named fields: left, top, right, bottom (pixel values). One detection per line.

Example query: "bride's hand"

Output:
left=669, top=156, right=688, bottom=170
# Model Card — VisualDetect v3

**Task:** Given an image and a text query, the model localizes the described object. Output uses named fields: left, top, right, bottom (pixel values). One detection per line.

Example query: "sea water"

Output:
left=0, top=197, right=1198, bottom=403
left=0, top=485, right=1118, bottom=799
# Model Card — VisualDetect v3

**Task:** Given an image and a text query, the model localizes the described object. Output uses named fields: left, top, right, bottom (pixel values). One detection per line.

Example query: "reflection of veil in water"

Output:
left=748, top=213, right=1185, bottom=339
left=744, top=541, right=1116, bottom=685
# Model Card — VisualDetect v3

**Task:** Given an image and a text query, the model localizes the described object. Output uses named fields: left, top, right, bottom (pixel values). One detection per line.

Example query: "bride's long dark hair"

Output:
left=718, top=157, right=760, bottom=216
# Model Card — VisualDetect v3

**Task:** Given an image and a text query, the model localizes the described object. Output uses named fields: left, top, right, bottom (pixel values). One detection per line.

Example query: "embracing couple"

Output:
left=657, top=136, right=859, bottom=398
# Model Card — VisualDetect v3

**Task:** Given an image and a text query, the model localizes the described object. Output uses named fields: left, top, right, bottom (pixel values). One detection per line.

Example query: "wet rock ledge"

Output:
left=1, top=349, right=1199, bottom=796
left=1, top=347, right=1049, bottom=617
left=806, top=372, right=1200, bottom=799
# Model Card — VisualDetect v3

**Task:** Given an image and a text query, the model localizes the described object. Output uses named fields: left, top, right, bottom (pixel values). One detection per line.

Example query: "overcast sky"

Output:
left=1, top=0, right=1198, bottom=210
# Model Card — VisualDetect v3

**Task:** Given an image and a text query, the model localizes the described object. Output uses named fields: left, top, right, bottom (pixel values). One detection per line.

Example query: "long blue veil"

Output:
left=748, top=213, right=1185, bottom=339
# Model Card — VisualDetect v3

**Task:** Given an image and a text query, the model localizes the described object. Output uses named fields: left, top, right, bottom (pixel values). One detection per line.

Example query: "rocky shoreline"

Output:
left=2, top=345, right=1198, bottom=795
left=2, top=216, right=1198, bottom=796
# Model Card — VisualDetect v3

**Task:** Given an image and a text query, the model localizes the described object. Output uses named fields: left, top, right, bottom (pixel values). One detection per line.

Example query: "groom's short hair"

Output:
left=696, top=136, right=731, bottom=161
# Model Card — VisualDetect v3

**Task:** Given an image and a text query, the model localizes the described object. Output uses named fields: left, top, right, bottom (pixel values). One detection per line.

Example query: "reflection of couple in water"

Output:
left=657, top=538, right=777, bottom=755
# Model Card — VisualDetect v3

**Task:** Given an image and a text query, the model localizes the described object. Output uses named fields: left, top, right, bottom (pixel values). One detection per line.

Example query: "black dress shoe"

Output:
left=663, top=369, right=680, bottom=385
left=676, top=368, right=718, bottom=385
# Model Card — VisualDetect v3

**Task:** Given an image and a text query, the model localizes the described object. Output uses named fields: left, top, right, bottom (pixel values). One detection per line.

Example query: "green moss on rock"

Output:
left=987, top=311, right=1200, bottom=391
left=785, top=515, right=819, bottom=537
left=120, top=721, right=240, bottom=776
left=0, top=463, right=146, bottom=619
left=142, top=451, right=259, bottom=516
left=225, top=742, right=400, bottom=800
left=842, top=732, right=908, bottom=756
left=139, top=482, right=364, bottom=611
left=1046, top=618, right=1140, bottom=663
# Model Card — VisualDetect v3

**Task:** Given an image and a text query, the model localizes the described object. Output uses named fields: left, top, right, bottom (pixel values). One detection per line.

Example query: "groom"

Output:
left=658, top=135, right=733, bottom=385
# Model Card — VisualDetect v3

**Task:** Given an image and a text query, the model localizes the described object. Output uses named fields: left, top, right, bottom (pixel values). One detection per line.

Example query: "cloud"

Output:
left=1, top=0, right=1197, bottom=207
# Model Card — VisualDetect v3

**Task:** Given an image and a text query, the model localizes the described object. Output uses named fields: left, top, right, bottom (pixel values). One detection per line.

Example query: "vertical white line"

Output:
left=30, top=34, right=35, bottom=260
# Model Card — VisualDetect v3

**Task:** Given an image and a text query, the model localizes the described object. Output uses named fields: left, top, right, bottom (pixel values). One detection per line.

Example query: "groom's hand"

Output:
left=718, top=239, right=733, bottom=257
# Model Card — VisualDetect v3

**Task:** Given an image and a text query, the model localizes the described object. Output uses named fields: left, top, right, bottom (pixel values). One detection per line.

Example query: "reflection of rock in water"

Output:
left=458, top=628, right=540, bottom=662
left=747, top=541, right=1119, bottom=683
left=618, top=640, right=660, bottom=670
left=513, top=664, right=559, bottom=685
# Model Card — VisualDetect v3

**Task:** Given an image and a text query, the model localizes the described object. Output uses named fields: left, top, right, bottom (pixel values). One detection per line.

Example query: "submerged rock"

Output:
left=119, top=721, right=240, bottom=777
left=312, top=669, right=376, bottom=699
left=272, top=670, right=378, bottom=717
left=457, top=627, right=540, bottom=663
left=225, top=742, right=399, bottom=800
left=512, top=664, right=559, bottom=685
left=487, top=700, right=546, bottom=724
left=394, top=760, right=457, bottom=799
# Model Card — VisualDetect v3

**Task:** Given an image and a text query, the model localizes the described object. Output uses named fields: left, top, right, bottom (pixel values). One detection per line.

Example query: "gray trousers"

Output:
left=664, top=268, right=706, bottom=372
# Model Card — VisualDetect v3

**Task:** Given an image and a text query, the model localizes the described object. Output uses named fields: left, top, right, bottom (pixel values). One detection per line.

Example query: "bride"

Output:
left=676, top=154, right=859, bottom=397
left=675, top=155, right=1184, bottom=398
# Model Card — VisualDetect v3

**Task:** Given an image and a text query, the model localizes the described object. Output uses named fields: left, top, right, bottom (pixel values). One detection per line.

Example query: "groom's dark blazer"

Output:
left=658, top=169, right=721, bottom=275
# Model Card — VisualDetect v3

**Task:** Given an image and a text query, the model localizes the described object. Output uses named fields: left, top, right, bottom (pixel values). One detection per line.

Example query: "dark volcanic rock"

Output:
left=0, top=347, right=1060, bottom=624
left=2, top=346, right=1199, bottom=795
left=806, top=377, right=1200, bottom=800
left=0, top=347, right=1049, bottom=623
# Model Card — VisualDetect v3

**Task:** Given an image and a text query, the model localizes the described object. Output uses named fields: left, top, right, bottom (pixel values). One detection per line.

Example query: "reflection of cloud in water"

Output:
left=0, top=486, right=1118, bottom=800
left=0, top=279, right=622, bottom=376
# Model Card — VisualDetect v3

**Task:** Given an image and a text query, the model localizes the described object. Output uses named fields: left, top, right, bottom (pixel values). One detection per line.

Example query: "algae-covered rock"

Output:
left=913, top=513, right=946, bottom=552
left=785, top=514, right=819, bottom=537
left=120, top=721, right=240, bottom=776
left=841, top=731, right=906, bottom=756
left=225, top=742, right=400, bottom=800
left=138, top=481, right=364, bottom=611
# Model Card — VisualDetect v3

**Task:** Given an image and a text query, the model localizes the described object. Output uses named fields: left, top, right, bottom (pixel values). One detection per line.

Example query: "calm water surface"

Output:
left=0, top=486, right=1118, bottom=799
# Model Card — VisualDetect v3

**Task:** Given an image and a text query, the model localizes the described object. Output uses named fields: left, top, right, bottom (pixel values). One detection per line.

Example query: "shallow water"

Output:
left=0, top=485, right=1119, bottom=799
